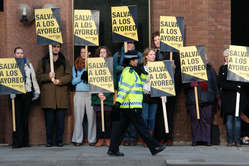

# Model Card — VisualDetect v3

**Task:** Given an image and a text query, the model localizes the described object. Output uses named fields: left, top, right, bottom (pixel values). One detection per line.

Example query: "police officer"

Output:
left=107, top=50, right=166, bottom=156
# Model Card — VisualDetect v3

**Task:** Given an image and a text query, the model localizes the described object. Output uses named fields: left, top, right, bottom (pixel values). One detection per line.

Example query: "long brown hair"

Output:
left=74, top=56, right=85, bottom=71
left=142, top=48, right=155, bottom=65
left=94, top=46, right=111, bottom=57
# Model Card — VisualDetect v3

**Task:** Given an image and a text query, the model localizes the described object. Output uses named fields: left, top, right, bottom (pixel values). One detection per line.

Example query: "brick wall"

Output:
left=1, top=0, right=74, bottom=145
left=0, top=0, right=230, bottom=145
left=151, top=0, right=230, bottom=144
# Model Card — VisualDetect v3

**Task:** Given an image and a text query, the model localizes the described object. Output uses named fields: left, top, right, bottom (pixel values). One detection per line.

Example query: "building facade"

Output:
left=0, top=0, right=230, bottom=144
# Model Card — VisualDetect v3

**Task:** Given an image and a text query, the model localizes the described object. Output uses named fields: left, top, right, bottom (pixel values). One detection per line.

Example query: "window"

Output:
left=0, top=0, right=3, bottom=12
left=231, top=1, right=249, bottom=46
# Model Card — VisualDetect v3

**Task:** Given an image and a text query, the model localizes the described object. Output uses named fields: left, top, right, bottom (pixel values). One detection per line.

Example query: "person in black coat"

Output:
left=217, top=49, right=247, bottom=146
left=152, top=31, right=182, bottom=145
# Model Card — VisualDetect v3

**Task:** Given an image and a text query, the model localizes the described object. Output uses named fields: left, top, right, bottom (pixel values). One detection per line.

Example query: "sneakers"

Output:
left=107, top=150, right=124, bottom=157
left=151, top=145, right=166, bottom=155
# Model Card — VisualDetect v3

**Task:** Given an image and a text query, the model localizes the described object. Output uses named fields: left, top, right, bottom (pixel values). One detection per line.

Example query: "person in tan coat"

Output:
left=37, top=44, right=72, bottom=147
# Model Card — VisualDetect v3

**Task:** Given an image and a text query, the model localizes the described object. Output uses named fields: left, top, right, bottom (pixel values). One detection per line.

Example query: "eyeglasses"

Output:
left=52, top=45, right=60, bottom=48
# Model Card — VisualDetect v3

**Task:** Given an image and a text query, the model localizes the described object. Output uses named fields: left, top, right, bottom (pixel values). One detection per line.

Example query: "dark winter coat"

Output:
left=184, top=64, right=219, bottom=105
left=217, top=64, right=248, bottom=116
left=37, top=52, right=72, bottom=109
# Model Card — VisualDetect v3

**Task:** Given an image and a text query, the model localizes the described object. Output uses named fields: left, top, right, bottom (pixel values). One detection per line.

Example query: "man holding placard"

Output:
left=37, top=44, right=72, bottom=147
left=219, top=46, right=249, bottom=146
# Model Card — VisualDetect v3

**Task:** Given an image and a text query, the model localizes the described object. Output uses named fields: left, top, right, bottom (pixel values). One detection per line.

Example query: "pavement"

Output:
left=0, top=144, right=249, bottom=166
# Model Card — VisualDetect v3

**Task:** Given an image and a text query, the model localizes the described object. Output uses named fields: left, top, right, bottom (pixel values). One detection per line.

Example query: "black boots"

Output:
left=107, top=150, right=125, bottom=157
left=151, top=145, right=166, bottom=155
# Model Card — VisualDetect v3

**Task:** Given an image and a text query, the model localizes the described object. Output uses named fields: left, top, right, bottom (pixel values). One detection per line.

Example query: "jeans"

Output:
left=142, top=103, right=158, bottom=131
left=123, top=124, right=137, bottom=142
left=226, top=115, right=241, bottom=144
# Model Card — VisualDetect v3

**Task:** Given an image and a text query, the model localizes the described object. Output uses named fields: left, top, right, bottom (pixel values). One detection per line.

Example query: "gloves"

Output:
left=81, top=71, right=88, bottom=83
left=190, top=81, right=198, bottom=87
left=236, top=85, right=241, bottom=92
left=10, top=94, right=16, bottom=99
left=32, top=93, right=40, bottom=101
left=112, top=102, right=121, bottom=111
left=199, top=81, right=208, bottom=91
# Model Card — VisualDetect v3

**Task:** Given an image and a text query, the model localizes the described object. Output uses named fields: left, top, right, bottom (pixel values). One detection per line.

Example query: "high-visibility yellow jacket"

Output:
left=116, top=66, right=148, bottom=109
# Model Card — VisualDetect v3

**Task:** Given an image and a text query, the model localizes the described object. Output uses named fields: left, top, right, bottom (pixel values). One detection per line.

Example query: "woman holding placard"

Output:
left=91, top=46, right=113, bottom=147
left=11, top=47, right=40, bottom=148
left=141, top=48, right=160, bottom=140
left=71, top=47, right=96, bottom=146
left=184, top=54, right=219, bottom=146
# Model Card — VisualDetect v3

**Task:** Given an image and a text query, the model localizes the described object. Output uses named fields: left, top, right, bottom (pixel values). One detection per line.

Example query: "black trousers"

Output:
left=12, top=92, right=32, bottom=147
left=44, top=108, right=65, bottom=144
left=154, top=96, right=176, bottom=141
left=109, top=109, right=160, bottom=154
left=96, top=111, right=112, bottom=139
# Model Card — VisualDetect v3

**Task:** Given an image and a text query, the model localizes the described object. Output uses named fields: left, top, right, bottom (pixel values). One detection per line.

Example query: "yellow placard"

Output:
left=74, top=10, right=99, bottom=46
left=160, top=16, right=183, bottom=51
left=228, top=45, right=249, bottom=82
left=0, top=58, right=26, bottom=93
left=35, top=8, right=63, bottom=44
left=112, top=6, right=138, bottom=41
left=88, top=58, right=114, bottom=93
left=148, top=61, right=175, bottom=96
left=180, top=46, right=208, bottom=82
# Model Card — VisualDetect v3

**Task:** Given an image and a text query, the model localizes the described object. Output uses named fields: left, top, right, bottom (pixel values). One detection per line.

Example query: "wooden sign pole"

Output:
left=194, top=86, right=200, bottom=119
left=161, top=96, right=169, bottom=133
left=124, top=42, right=128, bottom=53
left=170, top=52, right=173, bottom=61
left=235, top=92, right=240, bottom=117
left=12, top=99, right=16, bottom=132
left=85, top=45, right=88, bottom=70
left=101, top=100, right=105, bottom=132
left=49, top=45, right=55, bottom=82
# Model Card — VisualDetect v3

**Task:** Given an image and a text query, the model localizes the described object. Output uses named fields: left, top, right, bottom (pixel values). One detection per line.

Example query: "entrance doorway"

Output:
left=231, top=1, right=249, bottom=46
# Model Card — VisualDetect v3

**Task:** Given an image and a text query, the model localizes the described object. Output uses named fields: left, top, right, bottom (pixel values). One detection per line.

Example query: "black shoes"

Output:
left=46, top=143, right=53, bottom=147
left=46, top=142, right=63, bottom=147
left=107, top=150, right=124, bottom=157
left=56, top=143, right=64, bottom=147
left=151, top=145, right=166, bottom=155
left=12, top=145, right=22, bottom=149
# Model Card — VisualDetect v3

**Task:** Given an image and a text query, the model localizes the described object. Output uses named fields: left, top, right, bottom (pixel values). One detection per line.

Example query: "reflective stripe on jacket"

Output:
left=116, top=66, right=148, bottom=109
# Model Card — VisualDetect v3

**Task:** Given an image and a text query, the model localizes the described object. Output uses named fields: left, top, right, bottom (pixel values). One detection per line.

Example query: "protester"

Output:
left=11, top=47, right=40, bottom=148
left=113, top=41, right=142, bottom=146
left=184, top=54, right=219, bottom=146
left=71, top=47, right=96, bottom=146
left=218, top=49, right=246, bottom=146
left=91, top=46, right=113, bottom=147
left=107, top=50, right=165, bottom=156
left=152, top=31, right=181, bottom=146
left=37, top=44, right=72, bottom=147
left=141, top=48, right=160, bottom=140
